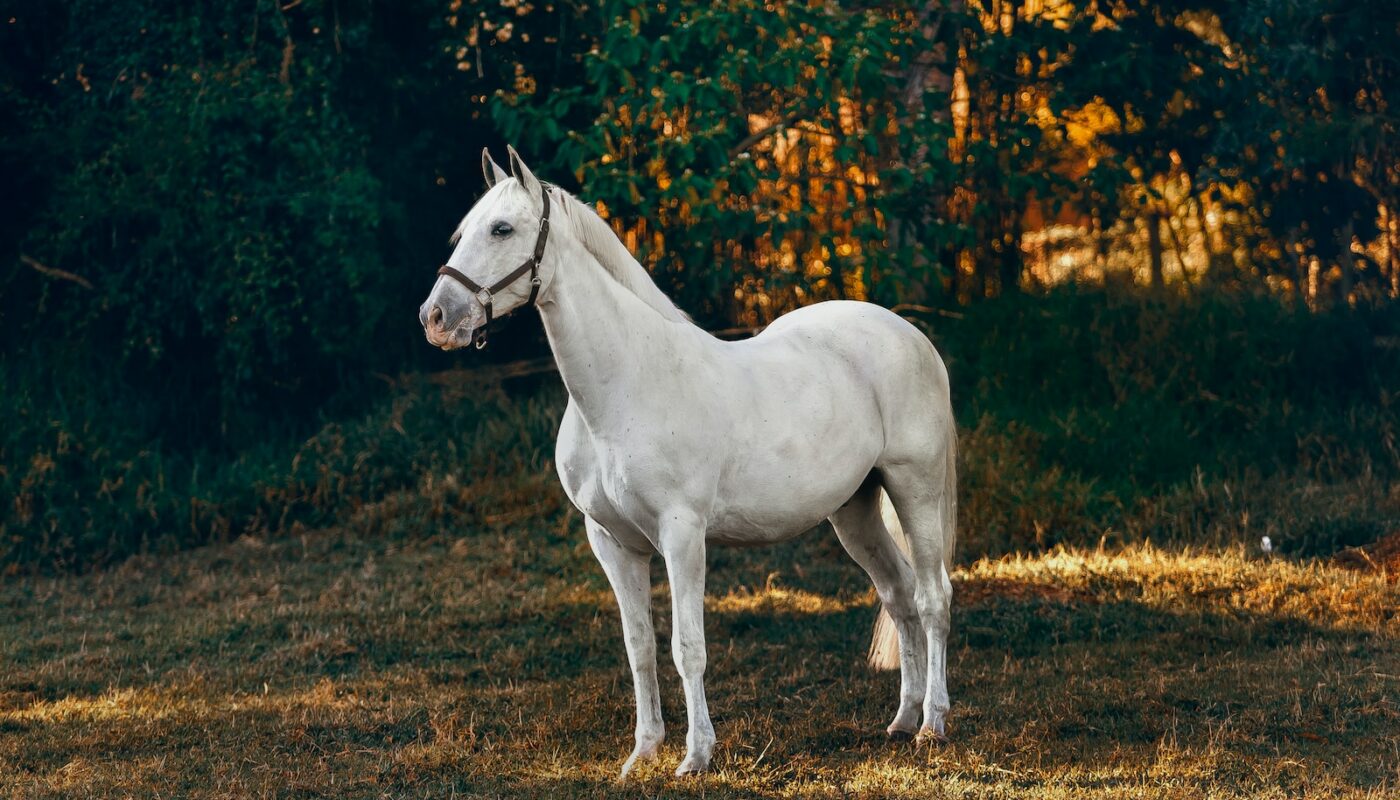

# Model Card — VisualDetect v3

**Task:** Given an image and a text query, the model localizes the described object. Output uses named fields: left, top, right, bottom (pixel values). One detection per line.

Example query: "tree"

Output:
left=1216, top=0, right=1397, bottom=303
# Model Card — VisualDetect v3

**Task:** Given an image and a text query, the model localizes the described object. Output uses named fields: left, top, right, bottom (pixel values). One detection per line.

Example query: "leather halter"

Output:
left=437, top=183, right=551, bottom=349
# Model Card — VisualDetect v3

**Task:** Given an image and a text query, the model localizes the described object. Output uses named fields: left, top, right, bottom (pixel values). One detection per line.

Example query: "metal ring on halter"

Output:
left=474, top=290, right=494, bottom=349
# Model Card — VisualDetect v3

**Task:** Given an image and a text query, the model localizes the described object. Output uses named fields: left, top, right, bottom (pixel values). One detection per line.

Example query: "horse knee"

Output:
left=672, top=636, right=707, bottom=678
left=883, top=594, right=920, bottom=628
left=626, top=629, right=657, bottom=660
left=914, top=588, right=951, bottom=633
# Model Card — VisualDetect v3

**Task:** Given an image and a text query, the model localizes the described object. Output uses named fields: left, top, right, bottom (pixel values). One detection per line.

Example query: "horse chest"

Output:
left=555, top=406, right=663, bottom=548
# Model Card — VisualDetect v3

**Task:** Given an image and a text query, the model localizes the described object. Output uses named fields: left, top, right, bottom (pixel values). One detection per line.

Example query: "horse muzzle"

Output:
left=420, top=300, right=483, bottom=350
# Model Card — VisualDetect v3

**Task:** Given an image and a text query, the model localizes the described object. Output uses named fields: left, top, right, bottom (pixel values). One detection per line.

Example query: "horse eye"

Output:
left=491, top=221, right=514, bottom=238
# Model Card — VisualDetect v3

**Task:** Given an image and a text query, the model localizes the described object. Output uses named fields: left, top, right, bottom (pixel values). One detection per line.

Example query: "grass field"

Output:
left=4, top=292, right=1398, bottom=797
left=2, top=471, right=1396, bottom=799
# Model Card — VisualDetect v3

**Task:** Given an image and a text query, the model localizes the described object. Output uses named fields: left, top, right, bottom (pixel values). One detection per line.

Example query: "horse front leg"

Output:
left=659, top=515, right=715, bottom=775
left=585, top=518, right=665, bottom=779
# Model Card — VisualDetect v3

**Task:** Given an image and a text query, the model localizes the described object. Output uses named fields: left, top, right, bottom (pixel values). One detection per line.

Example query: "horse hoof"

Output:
left=916, top=726, right=949, bottom=747
left=886, top=726, right=916, bottom=742
left=675, top=755, right=711, bottom=776
left=619, top=741, right=663, bottom=780
left=618, top=759, right=642, bottom=781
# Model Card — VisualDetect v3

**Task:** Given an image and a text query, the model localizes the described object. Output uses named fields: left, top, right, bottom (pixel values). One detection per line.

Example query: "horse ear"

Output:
left=482, top=148, right=508, bottom=188
left=506, top=145, right=542, bottom=200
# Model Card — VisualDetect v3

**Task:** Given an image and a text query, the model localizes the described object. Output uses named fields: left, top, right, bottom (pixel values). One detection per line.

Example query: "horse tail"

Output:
left=867, top=417, right=957, bottom=671
left=866, top=489, right=908, bottom=670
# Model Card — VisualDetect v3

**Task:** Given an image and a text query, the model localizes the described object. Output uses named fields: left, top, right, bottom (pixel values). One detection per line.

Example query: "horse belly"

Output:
left=707, top=390, right=882, bottom=545
left=709, top=456, right=874, bottom=544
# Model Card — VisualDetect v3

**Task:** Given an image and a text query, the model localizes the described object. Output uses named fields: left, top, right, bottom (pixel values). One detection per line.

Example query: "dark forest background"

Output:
left=2, top=0, right=1397, bottom=570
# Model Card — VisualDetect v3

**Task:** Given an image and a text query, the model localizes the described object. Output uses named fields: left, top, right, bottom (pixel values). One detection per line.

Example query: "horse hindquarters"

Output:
left=857, top=328, right=957, bottom=737
left=867, top=491, right=910, bottom=671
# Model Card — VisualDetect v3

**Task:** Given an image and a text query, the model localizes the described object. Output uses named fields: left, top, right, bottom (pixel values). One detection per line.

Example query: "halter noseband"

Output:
left=437, top=182, right=551, bottom=349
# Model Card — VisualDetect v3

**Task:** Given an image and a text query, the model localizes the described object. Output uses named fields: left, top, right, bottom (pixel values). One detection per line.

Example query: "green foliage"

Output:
left=0, top=0, right=553, bottom=431
left=5, top=0, right=1396, bottom=428
left=5, top=2, right=384, bottom=420
left=495, top=1, right=950, bottom=322
left=946, top=289, right=1399, bottom=483
left=1216, top=0, right=1397, bottom=294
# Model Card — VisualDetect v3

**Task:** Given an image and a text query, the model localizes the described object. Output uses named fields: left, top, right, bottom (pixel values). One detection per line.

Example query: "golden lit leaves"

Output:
left=1063, top=98, right=1121, bottom=149
left=489, top=1, right=917, bottom=323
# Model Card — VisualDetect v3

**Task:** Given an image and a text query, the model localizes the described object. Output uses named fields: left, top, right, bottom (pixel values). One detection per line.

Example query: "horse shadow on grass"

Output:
left=499, top=558, right=1393, bottom=797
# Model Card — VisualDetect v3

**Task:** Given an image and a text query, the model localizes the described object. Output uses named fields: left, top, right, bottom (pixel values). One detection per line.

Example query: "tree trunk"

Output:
left=1146, top=210, right=1165, bottom=289
left=1383, top=203, right=1394, bottom=297
left=902, top=2, right=964, bottom=131
left=1337, top=218, right=1355, bottom=303
left=966, top=235, right=986, bottom=300
left=1094, top=215, right=1110, bottom=272
left=1192, top=195, right=1215, bottom=271
left=883, top=1, right=964, bottom=302
left=1284, top=229, right=1305, bottom=304
left=998, top=213, right=1022, bottom=295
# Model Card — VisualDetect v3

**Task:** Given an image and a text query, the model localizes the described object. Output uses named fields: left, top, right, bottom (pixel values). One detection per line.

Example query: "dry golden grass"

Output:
left=1, top=486, right=1396, bottom=798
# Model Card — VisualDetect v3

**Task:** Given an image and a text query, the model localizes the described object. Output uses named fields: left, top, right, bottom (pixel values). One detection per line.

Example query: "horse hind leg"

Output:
left=879, top=447, right=956, bottom=742
left=829, top=476, right=926, bottom=738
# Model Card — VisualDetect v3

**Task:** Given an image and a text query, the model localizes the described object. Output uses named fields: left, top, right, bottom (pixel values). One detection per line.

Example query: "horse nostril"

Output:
left=428, top=306, right=444, bottom=328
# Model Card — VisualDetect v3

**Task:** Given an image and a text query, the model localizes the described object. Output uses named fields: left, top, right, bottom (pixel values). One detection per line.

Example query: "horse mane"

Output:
left=548, top=187, right=692, bottom=324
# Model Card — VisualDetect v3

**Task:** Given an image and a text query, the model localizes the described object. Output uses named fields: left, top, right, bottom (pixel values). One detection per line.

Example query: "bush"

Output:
left=0, top=0, right=525, bottom=438
left=4, top=287, right=1397, bottom=572
left=0, top=358, right=562, bottom=571
left=937, top=289, right=1400, bottom=487
left=936, top=289, right=1400, bottom=557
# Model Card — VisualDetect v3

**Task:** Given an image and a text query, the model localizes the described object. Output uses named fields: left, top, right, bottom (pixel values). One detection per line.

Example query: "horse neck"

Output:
left=537, top=238, right=701, bottom=431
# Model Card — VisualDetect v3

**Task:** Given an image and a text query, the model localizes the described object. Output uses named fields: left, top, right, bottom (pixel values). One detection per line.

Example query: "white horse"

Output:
left=420, top=147, right=958, bottom=778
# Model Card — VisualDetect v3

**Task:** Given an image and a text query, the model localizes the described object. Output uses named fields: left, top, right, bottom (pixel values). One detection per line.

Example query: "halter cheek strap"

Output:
left=437, top=183, right=551, bottom=349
